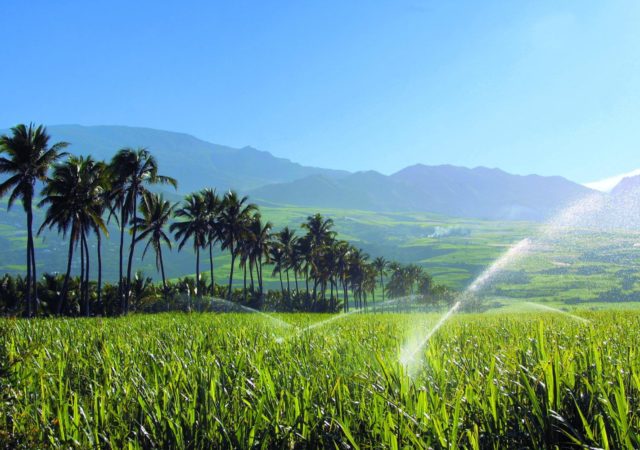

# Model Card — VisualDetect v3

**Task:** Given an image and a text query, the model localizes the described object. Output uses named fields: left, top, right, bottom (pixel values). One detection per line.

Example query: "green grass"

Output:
left=2, top=310, right=640, bottom=448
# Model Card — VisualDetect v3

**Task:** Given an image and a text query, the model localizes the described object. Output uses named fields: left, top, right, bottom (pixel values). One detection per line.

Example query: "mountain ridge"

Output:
left=1, top=124, right=597, bottom=221
left=250, top=165, right=595, bottom=221
left=40, top=124, right=350, bottom=193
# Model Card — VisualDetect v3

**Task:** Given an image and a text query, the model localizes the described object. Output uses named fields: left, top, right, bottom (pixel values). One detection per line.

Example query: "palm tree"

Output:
left=171, top=193, right=208, bottom=306
left=89, top=161, right=110, bottom=314
left=247, top=214, right=272, bottom=297
left=277, top=227, right=296, bottom=298
left=202, top=188, right=222, bottom=296
left=238, top=232, right=252, bottom=302
left=106, top=162, right=128, bottom=306
left=218, top=191, right=257, bottom=300
left=110, top=148, right=177, bottom=313
left=0, top=124, right=68, bottom=316
left=302, top=213, right=335, bottom=248
left=39, top=156, right=107, bottom=316
left=301, top=214, right=336, bottom=301
left=363, top=263, right=378, bottom=311
left=294, top=235, right=312, bottom=301
left=347, top=248, right=369, bottom=310
left=133, top=193, right=176, bottom=292
left=335, top=241, right=352, bottom=311
left=269, top=243, right=287, bottom=300
left=372, top=256, right=388, bottom=303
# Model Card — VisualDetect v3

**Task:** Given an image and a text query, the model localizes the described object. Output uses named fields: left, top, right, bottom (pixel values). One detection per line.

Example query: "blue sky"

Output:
left=2, top=1, right=639, bottom=183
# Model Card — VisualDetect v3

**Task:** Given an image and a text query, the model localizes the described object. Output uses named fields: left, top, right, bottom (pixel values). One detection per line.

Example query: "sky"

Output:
left=2, top=0, right=639, bottom=184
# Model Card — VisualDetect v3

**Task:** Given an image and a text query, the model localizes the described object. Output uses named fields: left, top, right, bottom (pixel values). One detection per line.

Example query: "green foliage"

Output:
left=1, top=311, right=639, bottom=448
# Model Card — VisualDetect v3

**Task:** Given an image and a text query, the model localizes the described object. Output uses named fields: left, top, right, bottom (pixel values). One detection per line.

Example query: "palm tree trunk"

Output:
left=343, top=279, right=349, bottom=312
left=380, top=271, right=384, bottom=302
left=25, top=203, right=33, bottom=317
left=372, top=289, right=376, bottom=313
left=196, top=246, right=201, bottom=299
left=242, top=262, right=247, bottom=303
left=209, top=240, right=215, bottom=296
left=285, top=270, right=291, bottom=299
left=312, top=279, right=318, bottom=300
left=82, top=231, right=90, bottom=317
left=97, top=231, right=102, bottom=315
left=249, top=260, right=255, bottom=293
left=294, top=271, right=299, bottom=297
left=30, top=225, right=38, bottom=315
left=59, top=232, right=75, bottom=315
left=227, top=243, right=235, bottom=300
left=119, top=208, right=125, bottom=313
left=312, top=280, right=319, bottom=311
left=330, top=280, right=334, bottom=311
left=257, top=258, right=263, bottom=295
left=80, top=230, right=85, bottom=315
left=279, top=271, right=285, bottom=302
left=158, top=243, right=167, bottom=293
left=125, top=192, right=139, bottom=313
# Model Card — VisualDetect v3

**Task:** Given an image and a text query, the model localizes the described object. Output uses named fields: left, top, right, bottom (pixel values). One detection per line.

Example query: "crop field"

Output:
left=2, top=310, right=639, bottom=448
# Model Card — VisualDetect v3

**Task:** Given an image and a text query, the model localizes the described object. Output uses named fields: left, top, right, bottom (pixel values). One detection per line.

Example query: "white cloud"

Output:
left=585, top=168, right=640, bottom=192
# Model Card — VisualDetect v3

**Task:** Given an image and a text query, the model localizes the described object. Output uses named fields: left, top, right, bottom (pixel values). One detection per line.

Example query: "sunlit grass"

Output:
left=2, top=311, right=639, bottom=448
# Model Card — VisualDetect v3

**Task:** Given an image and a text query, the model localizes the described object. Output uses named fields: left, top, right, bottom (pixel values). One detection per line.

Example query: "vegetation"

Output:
left=1, top=311, right=638, bottom=448
left=0, top=124, right=68, bottom=316
left=1, top=123, right=451, bottom=317
left=1, top=123, right=639, bottom=449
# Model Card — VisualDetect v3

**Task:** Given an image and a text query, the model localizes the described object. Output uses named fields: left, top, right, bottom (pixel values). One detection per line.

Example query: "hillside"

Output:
left=42, top=125, right=349, bottom=193
left=251, top=165, right=595, bottom=221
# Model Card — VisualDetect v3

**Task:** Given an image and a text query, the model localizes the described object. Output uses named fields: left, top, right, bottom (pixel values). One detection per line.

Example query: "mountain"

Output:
left=250, top=171, right=409, bottom=211
left=42, top=125, right=349, bottom=193
left=250, top=165, right=595, bottom=221
left=1, top=124, right=595, bottom=220
left=585, top=168, right=640, bottom=192
left=611, top=174, right=640, bottom=196
left=391, top=164, right=593, bottom=220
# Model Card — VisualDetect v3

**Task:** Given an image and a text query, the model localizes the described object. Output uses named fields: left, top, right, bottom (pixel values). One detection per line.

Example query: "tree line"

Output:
left=0, top=123, right=453, bottom=317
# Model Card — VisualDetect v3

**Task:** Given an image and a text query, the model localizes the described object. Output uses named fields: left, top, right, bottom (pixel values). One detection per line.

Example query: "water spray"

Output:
left=208, top=297, right=294, bottom=329
left=398, top=188, right=639, bottom=372
left=524, top=302, right=590, bottom=324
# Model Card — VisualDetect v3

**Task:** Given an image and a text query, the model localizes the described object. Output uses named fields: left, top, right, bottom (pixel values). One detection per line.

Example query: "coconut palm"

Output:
left=363, top=263, right=378, bottom=310
left=247, top=214, right=272, bottom=297
left=109, top=148, right=177, bottom=313
left=171, top=193, right=208, bottom=304
left=39, top=156, right=107, bottom=316
left=302, top=213, right=335, bottom=248
left=269, top=243, right=287, bottom=300
left=372, top=256, right=388, bottom=303
left=301, top=214, right=336, bottom=300
left=277, top=227, right=296, bottom=298
left=334, top=241, right=352, bottom=311
left=202, top=188, right=222, bottom=295
left=294, top=235, right=312, bottom=300
left=218, top=191, right=257, bottom=299
left=88, top=161, right=110, bottom=313
left=0, top=124, right=68, bottom=316
left=347, top=248, right=369, bottom=309
left=133, top=192, right=176, bottom=292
